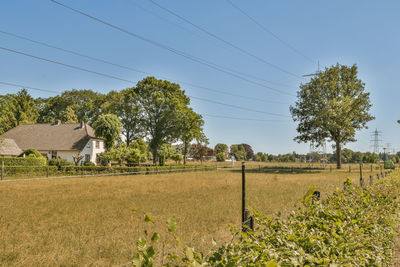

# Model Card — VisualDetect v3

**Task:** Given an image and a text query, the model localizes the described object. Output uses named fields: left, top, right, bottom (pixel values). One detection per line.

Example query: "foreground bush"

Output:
left=133, top=172, right=400, bottom=266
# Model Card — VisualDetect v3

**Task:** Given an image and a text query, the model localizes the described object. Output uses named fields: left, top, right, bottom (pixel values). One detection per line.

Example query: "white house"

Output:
left=0, top=120, right=105, bottom=165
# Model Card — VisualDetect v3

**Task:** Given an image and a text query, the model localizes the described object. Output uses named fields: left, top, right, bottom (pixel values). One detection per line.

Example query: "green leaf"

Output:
left=266, top=260, right=278, bottom=267
left=185, top=247, right=194, bottom=262
left=144, top=214, right=154, bottom=223
left=176, top=237, right=183, bottom=249
left=151, top=232, right=160, bottom=243
left=146, top=246, right=155, bottom=258
left=137, top=237, right=146, bottom=251
left=167, top=218, right=176, bottom=232
left=130, top=207, right=137, bottom=212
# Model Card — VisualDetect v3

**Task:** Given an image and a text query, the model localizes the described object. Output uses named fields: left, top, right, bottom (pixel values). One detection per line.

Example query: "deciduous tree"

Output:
left=290, top=64, right=374, bottom=169
left=134, top=77, right=193, bottom=164
left=215, top=143, right=228, bottom=154
left=93, top=114, right=122, bottom=151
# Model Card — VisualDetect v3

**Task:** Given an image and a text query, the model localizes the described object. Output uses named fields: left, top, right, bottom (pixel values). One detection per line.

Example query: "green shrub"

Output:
left=132, top=173, right=400, bottom=266
left=4, top=166, right=58, bottom=177
left=48, top=158, right=73, bottom=169
left=59, top=165, right=215, bottom=176
left=83, top=161, right=96, bottom=167
left=216, top=152, right=226, bottom=162
left=18, top=148, right=43, bottom=158
left=0, top=157, right=47, bottom=166
left=170, top=154, right=183, bottom=164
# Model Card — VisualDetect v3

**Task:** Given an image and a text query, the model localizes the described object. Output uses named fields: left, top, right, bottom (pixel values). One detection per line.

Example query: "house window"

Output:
left=95, top=141, right=100, bottom=149
left=85, top=154, right=90, bottom=163
left=51, top=151, right=57, bottom=159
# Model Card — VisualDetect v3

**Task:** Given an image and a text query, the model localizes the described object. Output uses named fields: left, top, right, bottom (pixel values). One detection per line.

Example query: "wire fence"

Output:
left=0, top=165, right=217, bottom=182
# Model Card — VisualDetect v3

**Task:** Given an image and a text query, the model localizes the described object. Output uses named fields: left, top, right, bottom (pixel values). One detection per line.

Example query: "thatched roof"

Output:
left=0, top=138, right=23, bottom=156
left=0, top=122, right=100, bottom=151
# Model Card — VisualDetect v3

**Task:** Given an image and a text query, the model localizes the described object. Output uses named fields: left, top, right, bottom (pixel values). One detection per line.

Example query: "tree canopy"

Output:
left=134, top=76, right=203, bottom=164
left=93, top=114, right=123, bottom=151
left=290, top=64, right=374, bottom=169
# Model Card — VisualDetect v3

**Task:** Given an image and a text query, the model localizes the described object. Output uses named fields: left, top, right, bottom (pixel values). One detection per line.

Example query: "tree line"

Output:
left=0, top=76, right=205, bottom=165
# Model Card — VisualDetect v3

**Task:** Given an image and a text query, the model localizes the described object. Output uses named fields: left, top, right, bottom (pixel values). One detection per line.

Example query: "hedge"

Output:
left=132, top=172, right=400, bottom=266
left=1, top=165, right=215, bottom=179
left=60, top=165, right=214, bottom=176
left=0, top=157, right=47, bottom=166
left=4, top=166, right=58, bottom=177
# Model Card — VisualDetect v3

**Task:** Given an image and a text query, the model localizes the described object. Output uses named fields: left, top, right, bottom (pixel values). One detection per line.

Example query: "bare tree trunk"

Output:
left=183, top=141, right=188, bottom=165
left=152, top=147, right=158, bottom=165
left=336, top=141, right=342, bottom=169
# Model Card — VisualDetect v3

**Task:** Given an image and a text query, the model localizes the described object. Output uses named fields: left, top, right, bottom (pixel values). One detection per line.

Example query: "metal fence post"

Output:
left=242, top=162, right=246, bottom=232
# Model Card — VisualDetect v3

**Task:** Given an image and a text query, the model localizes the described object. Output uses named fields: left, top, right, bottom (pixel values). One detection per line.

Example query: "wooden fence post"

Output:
left=349, top=165, right=351, bottom=173
left=370, top=175, right=373, bottom=186
left=371, top=164, right=373, bottom=172
left=1, top=161, right=4, bottom=180
left=359, top=163, right=363, bottom=187
left=46, top=166, right=49, bottom=178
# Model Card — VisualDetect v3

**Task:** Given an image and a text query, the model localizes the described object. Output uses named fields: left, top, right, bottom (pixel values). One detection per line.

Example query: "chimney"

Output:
left=54, top=119, right=61, bottom=126
left=80, top=121, right=85, bottom=129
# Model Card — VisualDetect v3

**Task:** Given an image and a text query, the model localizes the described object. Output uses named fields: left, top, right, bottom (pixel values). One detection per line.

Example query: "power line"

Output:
left=0, top=81, right=60, bottom=94
left=0, top=46, right=136, bottom=84
left=203, top=114, right=289, bottom=122
left=0, top=29, right=288, bottom=104
left=129, top=2, right=293, bottom=88
left=225, top=0, right=315, bottom=64
left=189, top=95, right=289, bottom=117
left=0, top=80, right=288, bottom=117
left=49, top=0, right=294, bottom=96
left=147, top=0, right=299, bottom=78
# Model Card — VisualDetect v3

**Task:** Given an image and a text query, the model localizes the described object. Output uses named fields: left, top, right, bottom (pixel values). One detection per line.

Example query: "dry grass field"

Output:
left=0, top=166, right=381, bottom=266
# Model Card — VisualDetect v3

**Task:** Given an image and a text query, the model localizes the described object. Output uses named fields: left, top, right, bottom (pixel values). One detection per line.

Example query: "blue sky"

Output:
left=1, top=0, right=399, bottom=154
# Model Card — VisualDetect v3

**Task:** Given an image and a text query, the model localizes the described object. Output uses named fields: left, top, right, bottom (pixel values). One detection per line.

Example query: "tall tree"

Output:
left=230, top=144, right=247, bottom=160
left=290, top=64, right=374, bottom=169
left=0, top=89, right=38, bottom=133
left=105, top=88, right=144, bottom=145
left=241, top=143, right=254, bottom=160
left=92, top=114, right=122, bottom=151
left=179, top=106, right=205, bottom=164
left=12, top=89, right=39, bottom=126
left=38, top=89, right=99, bottom=123
left=0, top=94, right=15, bottom=134
left=134, top=76, right=194, bottom=164
left=190, top=143, right=214, bottom=163
left=62, top=106, right=78, bottom=123
left=214, top=143, right=228, bottom=154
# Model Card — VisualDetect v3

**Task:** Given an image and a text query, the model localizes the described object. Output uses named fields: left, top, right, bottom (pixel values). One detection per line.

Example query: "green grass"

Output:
left=0, top=167, right=381, bottom=266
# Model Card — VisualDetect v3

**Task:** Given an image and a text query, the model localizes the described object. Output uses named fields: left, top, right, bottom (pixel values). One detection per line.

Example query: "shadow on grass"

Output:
left=227, top=167, right=324, bottom=174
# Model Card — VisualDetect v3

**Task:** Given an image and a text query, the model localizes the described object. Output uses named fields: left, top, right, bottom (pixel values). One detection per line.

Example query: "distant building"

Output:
left=0, top=120, right=105, bottom=165
left=0, top=138, right=23, bottom=157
